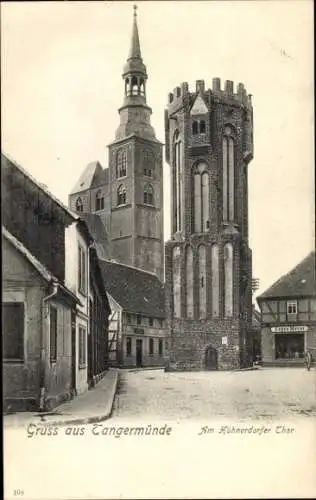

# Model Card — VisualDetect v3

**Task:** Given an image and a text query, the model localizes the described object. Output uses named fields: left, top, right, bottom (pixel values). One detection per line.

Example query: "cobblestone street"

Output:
left=113, top=367, right=316, bottom=421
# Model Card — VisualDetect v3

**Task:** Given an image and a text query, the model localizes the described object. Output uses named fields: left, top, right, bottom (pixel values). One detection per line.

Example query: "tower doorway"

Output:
left=205, top=346, right=218, bottom=370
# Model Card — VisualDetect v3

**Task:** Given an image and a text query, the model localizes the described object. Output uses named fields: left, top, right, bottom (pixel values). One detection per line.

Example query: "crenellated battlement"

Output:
left=167, top=78, right=252, bottom=115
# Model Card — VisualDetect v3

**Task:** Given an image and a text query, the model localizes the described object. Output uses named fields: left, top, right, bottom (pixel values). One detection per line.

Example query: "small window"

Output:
left=126, top=337, right=132, bottom=356
left=117, top=185, right=127, bottom=206
left=76, top=197, right=83, bottom=212
left=192, top=121, right=199, bottom=135
left=143, top=150, right=154, bottom=177
left=126, top=313, right=132, bottom=324
left=50, top=306, right=57, bottom=363
left=136, top=314, right=141, bottom=325
left=79, top=325, right=87, bottom=367
left=149, top=338, right=154, bottom=356
left=149, top=317, right=153, bottom=327
left=144, top=184, right=154, bottom=205
left=159, top=339, right=163, bottom=356
left=199, top=120, right=206, bottom=134
left=95, top=190, right=104, bottom=211
left=158, top=318, right=163, bottom=328
left=287, top=301, right=297, bottom=315
left=116, top=150, right=127, bottom=178
left=3, top=302, right=24, bottom=360
left=78, top=245, right=87, bottom=294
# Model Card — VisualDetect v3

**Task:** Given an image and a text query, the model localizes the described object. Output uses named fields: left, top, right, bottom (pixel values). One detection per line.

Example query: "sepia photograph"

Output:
left=2, top=1, right=315, bottom=498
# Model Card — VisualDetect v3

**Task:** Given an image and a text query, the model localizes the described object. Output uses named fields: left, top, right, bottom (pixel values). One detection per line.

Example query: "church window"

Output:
left=76, top=197, right=83, bottom=212
left=116, top=150, right=127, bottom=178
left=211, top=244, right=220, bottom=317
left=199, top=120, right=206, bottom=134
left=198, top=245, right=207, bottom=319
left=193, top=162, right=209, bottom=233
left=117, top=185, right=127, bottom=206
left=95, top=190, right=104, bottom=211
left=224, top=243, right=233, bottom=317
left=222, top=126, right=235, bottom=221
left=143, top=150, right=154, bottom=177
left=172, top=246, right=181, bottom=318
left=144, top=184, right=154, bottom=205
left=186, top=246, right=194, bottom=318
left=173, top=131, right=183, bottom=233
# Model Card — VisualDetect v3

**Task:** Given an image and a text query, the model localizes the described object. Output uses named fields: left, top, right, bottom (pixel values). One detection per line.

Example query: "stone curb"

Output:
left=5, top=370, right=120, bottom=429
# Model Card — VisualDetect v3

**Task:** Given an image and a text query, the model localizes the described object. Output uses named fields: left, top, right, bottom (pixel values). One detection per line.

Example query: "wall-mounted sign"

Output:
left=271, top=326, right=308, bottom=333
left=222, top=336, right=228, bottom=345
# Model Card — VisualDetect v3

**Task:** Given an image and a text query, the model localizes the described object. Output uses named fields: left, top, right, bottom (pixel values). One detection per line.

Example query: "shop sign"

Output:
left=271, top=326, right=308, bottom=333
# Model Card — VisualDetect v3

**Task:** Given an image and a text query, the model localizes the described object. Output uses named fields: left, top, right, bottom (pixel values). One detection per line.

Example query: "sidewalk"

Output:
left=4, top=368, right=119, bottom=428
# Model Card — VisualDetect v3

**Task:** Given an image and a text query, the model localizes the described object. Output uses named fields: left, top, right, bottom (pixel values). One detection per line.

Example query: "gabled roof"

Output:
left=98, top=259, right=165, bottom=318
left=79, top=213, right=111, bottom=260
left=2, top=226, right=81, bottom=305
left=257, top=251, right=316, bottom=300
left=1, top=152, right=78, bottom=222
left=70, top=161, right=105, bottom=195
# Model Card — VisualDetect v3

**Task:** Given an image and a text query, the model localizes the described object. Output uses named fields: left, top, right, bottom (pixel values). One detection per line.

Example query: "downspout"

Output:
left=40, top=281, right=59, bottom=411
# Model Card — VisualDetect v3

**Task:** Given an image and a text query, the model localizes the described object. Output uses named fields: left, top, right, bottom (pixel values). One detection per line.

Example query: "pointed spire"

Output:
left=128, top=5, right=142, bottom=60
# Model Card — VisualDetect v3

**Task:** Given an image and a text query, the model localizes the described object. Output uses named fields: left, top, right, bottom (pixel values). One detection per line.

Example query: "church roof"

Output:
left=98, top=259, right=165, bottom=318
left=257, top=251, right=316, bottom=300
left=70, top=161, right=104, bottom=195
left=79, top=213, right=111, bottom=260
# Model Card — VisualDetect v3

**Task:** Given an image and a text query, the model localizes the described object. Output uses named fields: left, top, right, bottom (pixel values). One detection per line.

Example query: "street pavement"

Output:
left=112, top=367, right=316, bottom=421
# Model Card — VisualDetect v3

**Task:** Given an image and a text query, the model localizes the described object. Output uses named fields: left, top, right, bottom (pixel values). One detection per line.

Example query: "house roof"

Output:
left=98, top=259, right=165, bottom=318
left=79, top=213, right=111, bottom=260
left=2, top=226, right=81, bottom=305
left=257, top=251, right=316, bottom=300
left=1, top=152, right=78, bottom=222
left=70, top=161, right=106, bottom=195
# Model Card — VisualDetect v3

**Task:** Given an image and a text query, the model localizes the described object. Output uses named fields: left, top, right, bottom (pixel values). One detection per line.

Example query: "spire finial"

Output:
left=133, top=4, right=137, bottom=18
left=128, top=4, right=141, bottom=60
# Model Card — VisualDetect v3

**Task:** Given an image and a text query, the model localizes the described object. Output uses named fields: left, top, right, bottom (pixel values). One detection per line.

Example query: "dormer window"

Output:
left=192, top=121, right=199, bottom=135
left=192, top=120, right=206, bottom=135
left=116, top=150, right=127, bottom=178
left=200, top=120, right=206, bottom=134
left=76, top=197, right=83, bottom=212
left=95, top=190, right=104, bottom=211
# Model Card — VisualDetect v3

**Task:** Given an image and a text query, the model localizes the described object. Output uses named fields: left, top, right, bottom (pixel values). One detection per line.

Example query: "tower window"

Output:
left=117, top=185, right=127, bottom=206
left=223, top=125, right=235, bottom=222
left=193, top=162, right=209, bottom=233
left=116, top=150, right=127, bottom=178
left=192, top=121, right=199, bottom=135
left=131, top=76, right=138, bottom=96
left=224, top=242, right=234, bottom=317
left=173, top=130, right=183, bottom=233
left=95, top=190, right=104, bottom=211
left=199, top=120, right=206, bottom=134
left=143, top=150, right=154, bottom=177
left=144, top=184, right=154, bottom=205
left=75, top=197, right=83, bottom=212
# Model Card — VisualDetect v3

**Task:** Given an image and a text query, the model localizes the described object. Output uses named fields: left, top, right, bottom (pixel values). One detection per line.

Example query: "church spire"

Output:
left=128, top=5, right=141, bottom=60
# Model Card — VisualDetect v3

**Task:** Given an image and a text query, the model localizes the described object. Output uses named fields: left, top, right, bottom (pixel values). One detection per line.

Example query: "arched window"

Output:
left=131, top=76, right=138, bottom=96
left=139, top=78, right=145, bottom=96
left=193, top=162, right=209, bottom=233
left=144, top=184, right=154, bottom=205
left=199, top=120, right=206, bottom=134
left=75, top=197, right=83, bottom=212
left=95, top=190, right=104, bottom=211
left=192, top=121, right=199, bottom=135
left=172, top=246, right=181, bottom=318
left=143, top=150, right=154, bottom=177
left=173, top=131, right=183, bottom=233
left=117, top=185, right=126, bottom=206
left=224, top=242, right=233, bottom=317
left=198, top=245, right=207, bottom=318
left=223, top=126, right=235, bottom=221
left=186, top=246, right=194, bottom=318
left=116, top=150, right=127, bottom=178
left=211, top=244, right=220, bottom=317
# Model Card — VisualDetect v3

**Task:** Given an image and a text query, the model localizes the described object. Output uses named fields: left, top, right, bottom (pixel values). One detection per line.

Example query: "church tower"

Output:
left=164, top=79, right=254, bottom=370
left=107, top=6, right=164, bottom=281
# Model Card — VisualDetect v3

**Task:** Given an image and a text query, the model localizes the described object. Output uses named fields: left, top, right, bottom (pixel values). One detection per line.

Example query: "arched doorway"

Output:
left=204, top=346, right=218, bottom=370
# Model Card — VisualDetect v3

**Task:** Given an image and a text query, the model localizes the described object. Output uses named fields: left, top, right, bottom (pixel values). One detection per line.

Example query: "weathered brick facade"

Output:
left=164, top=79, right=254, bottom=370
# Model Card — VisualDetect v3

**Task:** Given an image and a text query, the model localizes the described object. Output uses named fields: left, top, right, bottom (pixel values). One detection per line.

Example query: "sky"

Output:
left=1, top=0, right=314, bottom=299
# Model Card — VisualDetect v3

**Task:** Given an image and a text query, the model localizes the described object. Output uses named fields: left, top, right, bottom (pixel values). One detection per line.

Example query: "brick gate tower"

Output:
left=164, top=79, right=254, bottom=370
